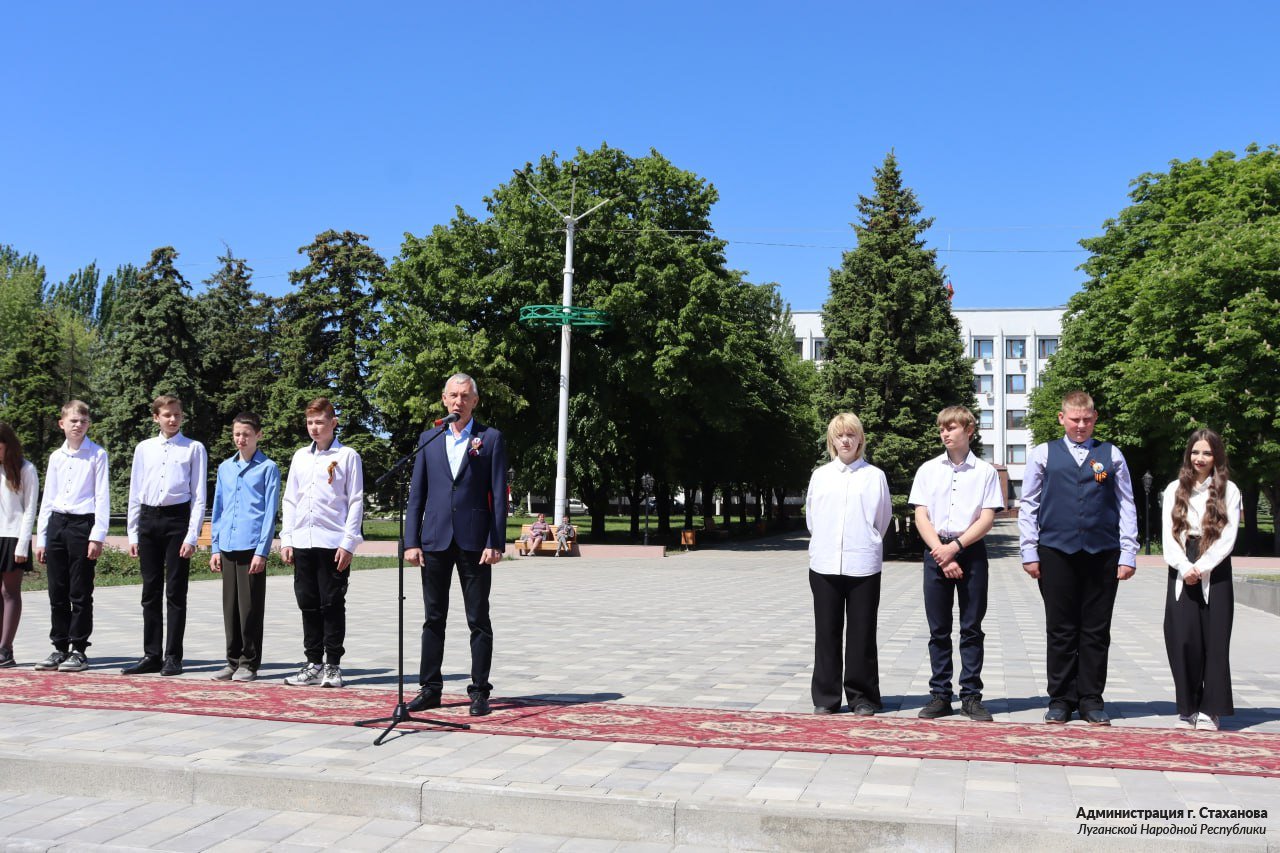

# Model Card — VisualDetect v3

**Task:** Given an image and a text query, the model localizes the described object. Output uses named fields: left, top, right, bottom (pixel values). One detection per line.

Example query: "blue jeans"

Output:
left=923, top=539, right=988, bottom=700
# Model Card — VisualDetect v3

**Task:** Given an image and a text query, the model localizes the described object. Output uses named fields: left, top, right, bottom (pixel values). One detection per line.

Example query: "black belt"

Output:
left=52, top=511, right=94, bottom=522
left=141, top=502, right=192, bottom=519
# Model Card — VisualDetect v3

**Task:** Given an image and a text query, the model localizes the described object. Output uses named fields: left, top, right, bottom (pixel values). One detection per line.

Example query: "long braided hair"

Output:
left=0, top=422, right=25, bottom=493
left=1170, top=429, right=1230, bottom=552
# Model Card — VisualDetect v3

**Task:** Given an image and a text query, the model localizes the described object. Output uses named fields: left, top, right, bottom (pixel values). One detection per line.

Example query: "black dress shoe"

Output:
left=121, top=655, right=163, bottom=675
left=1043, top=705, right=1072, bottom=724
left=813, top=705, right=840, bottom=715
left=160, top=657, right=183, bottom=676
left=469, top=693, right=491, bottom=716
left=852, top=702, right=877, bottom=717
left=1080, top=708, right=1111, bottom=726
left=407, top=688, right=441, bottom=712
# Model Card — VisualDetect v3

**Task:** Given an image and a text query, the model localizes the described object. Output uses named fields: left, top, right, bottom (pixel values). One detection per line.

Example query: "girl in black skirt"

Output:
left=0, top=422, right=40, bottom=667
left=1160, top=429, right=1241, bottom=731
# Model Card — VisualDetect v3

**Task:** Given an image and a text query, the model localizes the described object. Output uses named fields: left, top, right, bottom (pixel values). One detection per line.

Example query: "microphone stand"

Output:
left=355, top=423, right=470, bottom=744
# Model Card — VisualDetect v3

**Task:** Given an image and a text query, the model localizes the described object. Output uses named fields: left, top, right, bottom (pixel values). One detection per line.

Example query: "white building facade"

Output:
left=791, top=307, right=1064, bottom=501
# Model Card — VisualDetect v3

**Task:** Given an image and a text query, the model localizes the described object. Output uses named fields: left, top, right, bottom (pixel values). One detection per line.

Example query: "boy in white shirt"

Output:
left=33, top=401, right=110, bottom=673
left=907, top=406, right=1005, bottom=721
left=280, top=397, right=363, bottom=688
left=122, top=395, right=208, bottom=677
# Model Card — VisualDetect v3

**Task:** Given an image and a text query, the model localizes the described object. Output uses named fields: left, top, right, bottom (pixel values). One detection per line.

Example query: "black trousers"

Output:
left=1164, top=538, right=1234, bottom=717
left=292, top=548, right=348, bottom=665
left=221, top=549, right=267, bottom=671
left=45, top=512, right=96, bottom=653
left=809, top=570, right=881, bottom=711
left=419, top=541, right=493, bottom=695
left=923, top=540, right=989, bottom=700
left=137, top=503, right=192, bottom=659
left=1036, top=546, right=1119, bottom=712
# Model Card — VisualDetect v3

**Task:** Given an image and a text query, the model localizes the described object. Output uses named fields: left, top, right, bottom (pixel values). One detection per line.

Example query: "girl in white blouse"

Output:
left=805, top=413, right=892, bottom=715
left=0, top=422, right=40, bottom=668
left=1161, top=429, right=1241, bottom=731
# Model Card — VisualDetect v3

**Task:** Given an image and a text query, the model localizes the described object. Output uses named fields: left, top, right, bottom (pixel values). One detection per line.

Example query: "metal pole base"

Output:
left=355, top=702, right=470, bottom=746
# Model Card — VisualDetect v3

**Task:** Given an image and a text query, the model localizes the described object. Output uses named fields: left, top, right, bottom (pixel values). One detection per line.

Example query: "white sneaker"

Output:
left=1176, top=714, right=1196, bottom=730
left=321, top=664, right=343, bottom=688
left=1197, top=713, right=1220, bottom=731
left=284, top=662, right=323, bottom=686
left=211, top=665, right=236, bottom=681
left=232, top=668, right=256, bottom=683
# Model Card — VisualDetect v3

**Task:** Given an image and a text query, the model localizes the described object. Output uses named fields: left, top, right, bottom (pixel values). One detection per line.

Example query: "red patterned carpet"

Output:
left=1, top=670, right=1277, bottom=777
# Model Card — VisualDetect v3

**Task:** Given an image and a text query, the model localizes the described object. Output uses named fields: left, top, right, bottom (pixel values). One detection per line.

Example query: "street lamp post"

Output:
left=1142, top=470, right=1154, bottom=555
left=513, top=164, right=616, bottom=528
left=641, top=473, right=654, bottom=547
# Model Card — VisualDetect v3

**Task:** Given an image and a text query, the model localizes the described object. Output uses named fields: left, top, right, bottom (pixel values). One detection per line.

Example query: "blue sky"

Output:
left=4, top=2, right=1277, bottom=311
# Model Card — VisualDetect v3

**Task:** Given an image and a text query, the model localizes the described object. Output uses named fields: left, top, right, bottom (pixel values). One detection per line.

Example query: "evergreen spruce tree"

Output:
left=93, top=247, right=201, bottom=502
left=269, top=230, right=389, bottom=492
left=193, top=249, right=274, bottom=457
left=821, top=152, right=975, bottom=492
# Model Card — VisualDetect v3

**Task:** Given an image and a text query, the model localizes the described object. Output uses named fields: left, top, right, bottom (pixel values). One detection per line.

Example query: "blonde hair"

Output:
left=825, top=412, right=865, bottom=461
left=1061, top=390, right=1095, bottom=412
left=937, top=405, right=976, bottom=432
left=61, top=400, right=90, bottom=418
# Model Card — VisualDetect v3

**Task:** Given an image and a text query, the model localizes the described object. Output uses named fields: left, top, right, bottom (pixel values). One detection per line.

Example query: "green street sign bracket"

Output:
left=519, top=304, right=611, bottom=328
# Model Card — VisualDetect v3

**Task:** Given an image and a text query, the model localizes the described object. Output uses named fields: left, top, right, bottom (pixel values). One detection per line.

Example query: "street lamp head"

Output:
left=1142, top=470, right=1153, bottom=491
left=641, top=473, right=654, bottom=493
left=571, top=163, right=579, bottom=177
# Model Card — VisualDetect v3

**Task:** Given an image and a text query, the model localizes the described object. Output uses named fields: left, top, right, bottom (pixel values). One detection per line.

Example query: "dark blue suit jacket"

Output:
left=404, top=420, right=508, bottom=553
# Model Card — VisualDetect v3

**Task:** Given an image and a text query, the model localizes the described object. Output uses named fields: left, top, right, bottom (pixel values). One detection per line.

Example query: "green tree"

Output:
left=1030, top=144, right=1280, bottom=552
left=376, top=145, right=817, bottom=537
left=821, top=152, right=976, bottom=493
left=269, top=231, right=389, bottom=495
left=93, top=247, right=201, bottom=502
left=193, top=249, right=274, bottom=458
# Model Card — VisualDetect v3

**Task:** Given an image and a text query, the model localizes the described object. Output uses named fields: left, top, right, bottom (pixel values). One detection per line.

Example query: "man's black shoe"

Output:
left=1043, top=705, right=1072, bottom=724
left=121, top=655, right=163, bottom=675
left=469, top=693, right=491, bottom=717
left=852, top=702, right=877, bottom=717
left=961, top=696, right=994, bottom=722
left=160, top=657, right=183, bottom=676
left=918, top=696, right=954, bottom=719
left=1080, top=708, right=1111, bottom=726
left=407, top=688, right=441, bottom=712
left=813, top=705, right=840, bottom=715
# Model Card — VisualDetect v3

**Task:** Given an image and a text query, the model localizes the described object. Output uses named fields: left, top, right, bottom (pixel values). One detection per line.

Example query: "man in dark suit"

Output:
left=404, top=373, right=508, bottom=716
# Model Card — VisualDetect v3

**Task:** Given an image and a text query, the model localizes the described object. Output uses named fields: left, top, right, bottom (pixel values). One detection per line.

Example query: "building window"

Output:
left=1006, top=338, right=1027, bottom=359
left=978, top=409, right=994, bottom=430
left=813, top=339, right=827, bottom=361
left=978, top=444, right=995, bottom=463
left=1007, top=444, right=1027, bottom=465
left=1006, top=374, right=1026, bottom=394
left=973, top=338, right=994, bottom=359
left=975, top=375, right=993, bottom=394
left=1006, top=409, right=1027, bottom=429
left=1038, top=337, right=1059, bottom=358
left=794, top=338, right=805, bottom=358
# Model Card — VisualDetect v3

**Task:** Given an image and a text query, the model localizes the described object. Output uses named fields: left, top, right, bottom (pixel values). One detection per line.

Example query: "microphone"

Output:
left=433, top=412, right=462, bottom=428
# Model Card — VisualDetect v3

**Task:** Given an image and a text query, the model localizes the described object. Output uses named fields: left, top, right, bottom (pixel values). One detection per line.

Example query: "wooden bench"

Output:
left=516, top=523, right=576, bottom=556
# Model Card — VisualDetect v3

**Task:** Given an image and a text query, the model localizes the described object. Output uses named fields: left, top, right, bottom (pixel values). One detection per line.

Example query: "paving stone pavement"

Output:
left=1, top=520, right=1278, bottom=851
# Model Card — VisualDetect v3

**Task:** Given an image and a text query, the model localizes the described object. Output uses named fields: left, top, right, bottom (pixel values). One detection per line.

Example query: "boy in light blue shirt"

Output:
left=209, top=413, right=280, bottom=682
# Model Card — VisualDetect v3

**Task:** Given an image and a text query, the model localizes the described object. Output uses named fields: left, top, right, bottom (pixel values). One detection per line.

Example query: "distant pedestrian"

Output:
left=554, top=516, right=575, bottom=556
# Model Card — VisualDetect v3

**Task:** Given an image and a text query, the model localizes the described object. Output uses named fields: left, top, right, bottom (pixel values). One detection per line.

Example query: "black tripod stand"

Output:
left=355, top=423, right=470, bottom=744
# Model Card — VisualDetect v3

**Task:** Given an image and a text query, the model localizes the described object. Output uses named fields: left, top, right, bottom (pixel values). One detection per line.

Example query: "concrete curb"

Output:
left=1, top=749, right=1266, bottom=852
